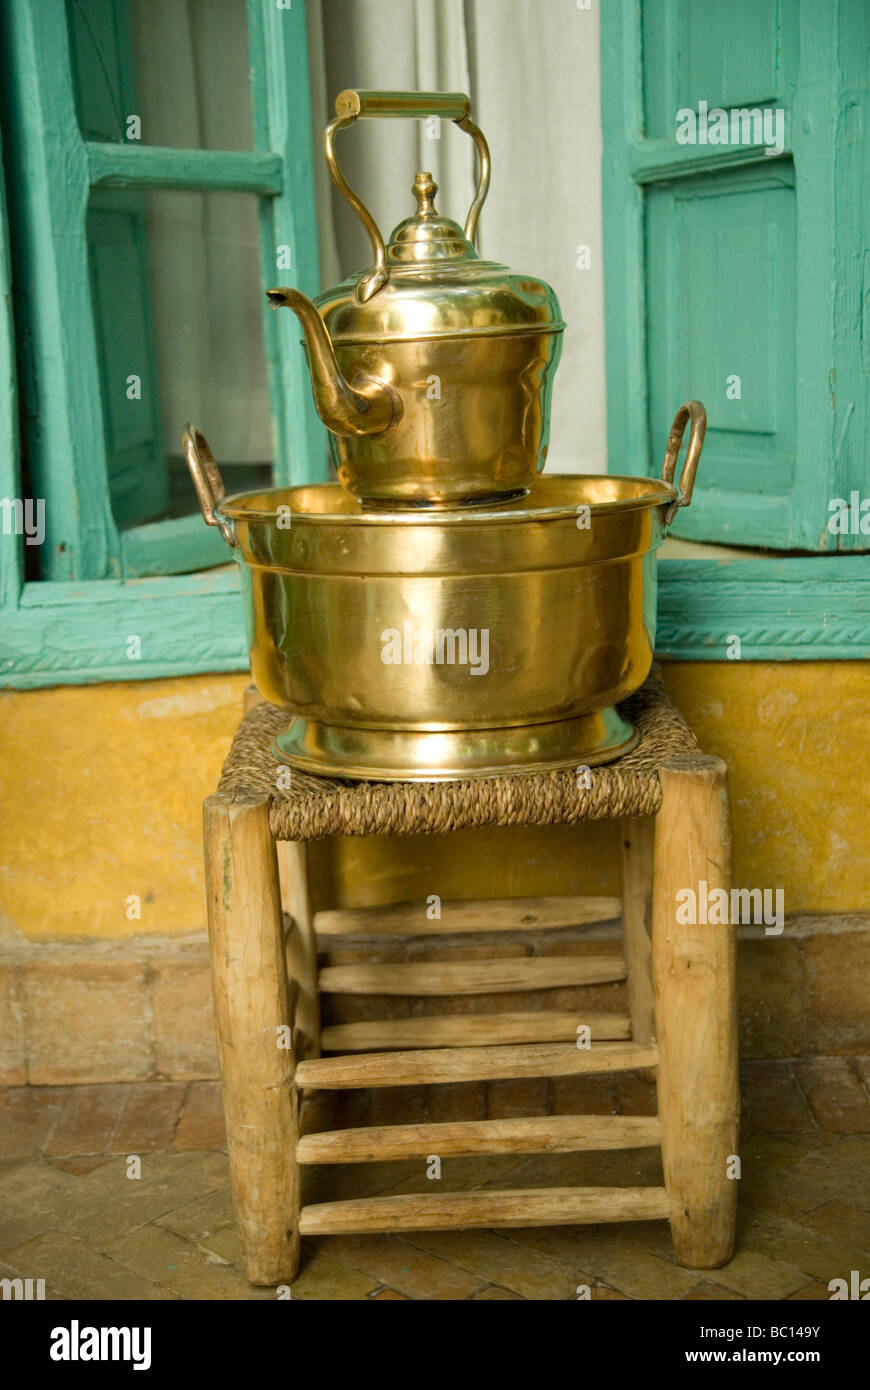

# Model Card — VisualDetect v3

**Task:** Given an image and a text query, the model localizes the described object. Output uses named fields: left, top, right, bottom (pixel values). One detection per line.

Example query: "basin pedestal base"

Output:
left=273, top=706, right=638, bottom=782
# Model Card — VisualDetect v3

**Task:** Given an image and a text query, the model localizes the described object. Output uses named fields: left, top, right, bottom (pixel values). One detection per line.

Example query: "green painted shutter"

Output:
left=602, top=0, right=870, bottom=551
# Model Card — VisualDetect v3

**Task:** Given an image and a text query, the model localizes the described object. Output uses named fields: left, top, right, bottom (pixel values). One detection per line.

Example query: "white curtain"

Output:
left=133, top=0, right=607, bottom=473
left=309, top=0, right=607, bottom=473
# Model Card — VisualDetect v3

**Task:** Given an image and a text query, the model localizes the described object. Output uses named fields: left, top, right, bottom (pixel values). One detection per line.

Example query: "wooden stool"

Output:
left=204, top=674, right=738, bottom=1286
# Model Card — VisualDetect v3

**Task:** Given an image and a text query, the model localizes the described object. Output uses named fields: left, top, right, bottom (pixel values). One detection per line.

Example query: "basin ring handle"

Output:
left=325, top=89, right=491, bottom=304
left=660, top=400, right=707, bottom=527
left=183, top=425, right=236, bottom=548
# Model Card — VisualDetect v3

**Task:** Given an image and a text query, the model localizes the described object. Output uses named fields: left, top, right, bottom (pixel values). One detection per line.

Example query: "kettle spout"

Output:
left=267, top=288, right=397, bottom=437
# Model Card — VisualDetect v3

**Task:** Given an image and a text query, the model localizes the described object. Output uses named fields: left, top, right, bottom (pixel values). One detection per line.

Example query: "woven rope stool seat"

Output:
left=203, top=672, right=737, bottom=1288
left=217, top=673, right=701, bottom=841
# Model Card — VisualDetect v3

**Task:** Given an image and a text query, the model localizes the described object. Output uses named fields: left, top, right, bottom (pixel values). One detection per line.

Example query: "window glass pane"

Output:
left=86, top=188, right=271, bottom=535
left=146, top=190, right=270, bottom=482
left=87, top=187, right=168, bottom=527
left=67, top=0, right=254, bottom=151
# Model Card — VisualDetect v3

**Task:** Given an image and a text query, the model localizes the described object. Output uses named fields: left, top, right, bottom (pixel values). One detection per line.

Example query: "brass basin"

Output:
left=185, top=402, right=705, bottom=781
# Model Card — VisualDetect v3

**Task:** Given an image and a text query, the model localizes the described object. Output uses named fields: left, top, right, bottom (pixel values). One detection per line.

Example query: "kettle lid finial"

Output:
left=413, top=171, right=438, bottom=217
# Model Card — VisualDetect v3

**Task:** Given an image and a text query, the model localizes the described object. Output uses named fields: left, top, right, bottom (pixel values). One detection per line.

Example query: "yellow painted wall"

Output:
left=0, top=675, right=250, bottom=940
left=0, top=662, right=867, bottom=941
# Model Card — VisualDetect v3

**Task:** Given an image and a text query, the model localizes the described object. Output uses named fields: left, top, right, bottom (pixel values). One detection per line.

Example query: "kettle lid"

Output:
left=386, top=172, right=478, bottom=266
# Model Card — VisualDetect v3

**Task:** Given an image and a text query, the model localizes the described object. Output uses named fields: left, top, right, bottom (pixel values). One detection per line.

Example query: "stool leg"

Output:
left=652, top=756, right=738, bottom=1268
left=278, top=841, right=321, bottom=1060
left=204, top=794, right=300, bottom=1286
left=621, top=816, right=656, bottom=1074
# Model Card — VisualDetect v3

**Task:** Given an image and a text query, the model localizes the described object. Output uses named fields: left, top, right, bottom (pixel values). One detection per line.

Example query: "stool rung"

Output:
left=297, top=1113, right=662, bottom=1164
left=317, top=955, right=626, bottom=996
left=314, top=894, right=622, bottom=936
left=320, top=1009, right=631, bottom=1052
left=295, top=1040, right=657, bottom=1089
left=298, top=1186, right=670, bottom=1235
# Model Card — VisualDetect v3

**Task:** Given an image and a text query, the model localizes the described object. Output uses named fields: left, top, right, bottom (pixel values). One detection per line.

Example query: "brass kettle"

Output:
left=268, top=90, right=564, bottom=508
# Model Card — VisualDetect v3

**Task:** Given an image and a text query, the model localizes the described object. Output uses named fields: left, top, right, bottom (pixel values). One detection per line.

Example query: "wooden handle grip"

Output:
left=334, top=89, right=470, bottom=121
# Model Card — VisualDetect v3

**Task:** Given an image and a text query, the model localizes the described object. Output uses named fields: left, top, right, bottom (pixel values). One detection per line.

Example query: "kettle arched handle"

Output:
left=325, top=90, right=491, bottom=304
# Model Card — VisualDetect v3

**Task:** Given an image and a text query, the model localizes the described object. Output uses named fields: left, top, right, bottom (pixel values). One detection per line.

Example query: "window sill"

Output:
left=1, top=570, right=247, bottom=688
left=657, top=552, right=870, bottom=660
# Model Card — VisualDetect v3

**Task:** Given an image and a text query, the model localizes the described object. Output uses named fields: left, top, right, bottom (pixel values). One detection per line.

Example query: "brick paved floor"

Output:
left=1, top=1060, right=869, bottom=1300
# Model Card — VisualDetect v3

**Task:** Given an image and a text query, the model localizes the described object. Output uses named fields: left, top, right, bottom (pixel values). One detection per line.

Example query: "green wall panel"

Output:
left=643, top=0, right=782, bottom=140
left=647, top=163, right=797, bottom=540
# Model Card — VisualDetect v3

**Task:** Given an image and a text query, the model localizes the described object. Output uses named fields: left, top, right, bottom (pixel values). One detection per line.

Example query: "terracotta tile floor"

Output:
left=1, top=1060, right=869, bottom=1300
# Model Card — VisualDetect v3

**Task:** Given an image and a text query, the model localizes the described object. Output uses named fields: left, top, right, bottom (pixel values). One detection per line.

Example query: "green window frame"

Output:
left=601, top=0, right=870, bottom=658
left=0, top=0, right=322, bottom=686
left=2, top=1, right=868, bottom=687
